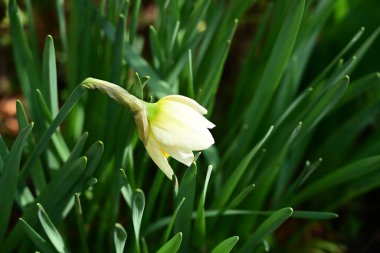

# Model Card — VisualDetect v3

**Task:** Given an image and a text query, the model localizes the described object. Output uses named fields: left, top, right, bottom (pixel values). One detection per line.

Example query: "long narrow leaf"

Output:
left=0, top=123, right=33, bottom=242
left=37, top=203, right=69, bottom=253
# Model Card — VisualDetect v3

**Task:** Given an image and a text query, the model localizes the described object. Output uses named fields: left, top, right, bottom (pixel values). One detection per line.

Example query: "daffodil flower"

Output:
left=81, top=77, right=215, bottom=179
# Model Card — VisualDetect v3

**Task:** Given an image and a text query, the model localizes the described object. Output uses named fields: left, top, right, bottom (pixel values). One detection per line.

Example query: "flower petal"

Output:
left=145, top=138, right=174, bottom=179
left=160, top=95, right=208, bottom=115
left=156, top=100, right=214, bottom=129
left=150, top=100, right=215, bottom=150
left=151, top=123, right=214, bottom=151
left=161, top=144, right=194, bottom=166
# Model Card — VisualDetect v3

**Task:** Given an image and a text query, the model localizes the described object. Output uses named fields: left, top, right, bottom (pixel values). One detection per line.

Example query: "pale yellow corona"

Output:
left=82, top=77, right=215, bottom=179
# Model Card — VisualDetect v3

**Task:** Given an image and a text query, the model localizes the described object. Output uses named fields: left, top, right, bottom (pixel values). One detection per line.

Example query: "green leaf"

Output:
left=19, top=218, right=55, bottom=253
left=119, top=169, right=133, bottom=208
left=338, top=72, right=380, bottom=108
left=195, top=165, right=212, bottom=240
left=8, top=0, right=41, bottom=124
left=0, top=136, right=9, bottom=157
left=42, top=35, right=59, bottom=117
left=186, top=50, right=194, bottom=98
left=210, top=236, right=239, bottom=253
left=309, top=27, right=364, bottom=87
left=230, top=2, right=273, bottom=121
left=16, top=100, right=30, bottom=130
left=36, top=156, right=88, bottom=213
left=162, top=198, right=185, bottom=243
left=119, top=168, right=133, bottom=204
left=74, top=194, right=89, bottom=253
left=132, top=189, right=145, bottom=253
left=37, top=203, right=69, bottom=253
left=0, top=157, right=3, bottom=176
left=291, top=211, right=338, bottom=220
left=304, top=75, right=349, bottom=132
left=74, top=141, right=104, bottom=192
left=156, top=232, right=182, bottom=253
left=124, top=43, right=172, bottom=97
left=215, top=126, right=273, bottom=208
left=21, top=85, right=86, bottom=177
left=231, top=0, right=305, bottom=158
left=65, top=132, right=89, bottom=164
left=16, top=100, right=47, bottom=192
left=226, top=184, right=256, bottom=209
left=129, top=0, right=141, bottom=44
left=0, top=123, right=33, bottom=242
left=241, top=207, right=293, bottom=252
left=141, top=237, right=149, bottom=253
left=111, top=14, right=126, bottom=84
left=36, top=89, right=53, bottom=122
left=55, top=0, right=68, bottom=53
left=174, top=162, right=197, bottom=252
left=114, top=223, right=127, bottom=253
left=292, top=156, right=380, bottom=204
left=197, top=19, right=238, bottom=106
left=348, top=26, right=380, bottom=74
left=149, top=25, right=165, bottom=68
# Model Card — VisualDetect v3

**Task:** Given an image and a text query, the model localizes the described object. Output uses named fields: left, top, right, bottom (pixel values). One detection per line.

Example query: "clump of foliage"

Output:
left=1, top=0, right=380, bottom=252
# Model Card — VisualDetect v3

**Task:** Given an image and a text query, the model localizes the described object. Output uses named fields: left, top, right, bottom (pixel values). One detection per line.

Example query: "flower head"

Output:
left=82, top=77, right=215, bottom=179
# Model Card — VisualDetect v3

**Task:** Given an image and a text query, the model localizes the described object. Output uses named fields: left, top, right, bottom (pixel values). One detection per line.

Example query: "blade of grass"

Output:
left=111, top=14, right=126, bottom=84
left=37, top=203, right=69, bottom=253
left=214, top=126, right=273, bottom=208
left=65, top=132, right=89, bottom=164
left=16, top=100, right=47, bottom=193
left=42, top=35, right=59, bottom=117
left=147, top=208, right=338, bottom=234
left=36, top=157, right=88, bottom=214
left=210, top=236, right=239, bottom=253
left=35, top=89, right=70, bottom=162
left=303, top=76, right=349, bottom=132
left=0, top=123, right=33, bottom=242
left=143, top=170, right=164, bottom=226
left=186, top=50, right=194, bottom=98
left=241, top=207, right=293, bottom=253
left=197, top=19, right=238, bottom=106
left=157, top=232, right=182, bottom=253
left=195, top=165, right=212, bottom=240
left=309, top=26, right=365, bottom=87
left=0, top=136, right=9, bottom=156
left=149, top=25, right=166, bottom=69
left=56, top=0, right=68, bottom=53
left=132, top=189, right=145, bottom=253
left=129, top=0, right=141, bottom=44
left=8, top=0, right=42, bottom=125
left=291, top=211, right=338, bottom=219
left=21, top=85, right=86, bottom=177
left=24, top=0, right=38, bottom=62
left=229, top=0, right=304, bottom=160
left=226, top=184, right=256, bottom=210
left=161, top=197, right=185, bottom=243
left=174, top=162, right=197, bottom=252
left=114, top=223, right=127, bottom=253
left=292, top=156, right=380, bottom=205
left=73, top=141, right=104, bottom=193
left=19, top=218, right=56, bottom=253
left=74, top=194, right=89, bottom=253
left=119, top=169, right=133, bottom=208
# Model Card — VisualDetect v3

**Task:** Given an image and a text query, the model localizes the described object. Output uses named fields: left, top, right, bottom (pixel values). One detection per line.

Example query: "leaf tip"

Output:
left=36, top=203, right=43, bottom=210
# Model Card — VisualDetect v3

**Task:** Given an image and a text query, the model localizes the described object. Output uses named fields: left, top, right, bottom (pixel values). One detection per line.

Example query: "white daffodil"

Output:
left=82, top=77, right=215, bottom=179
